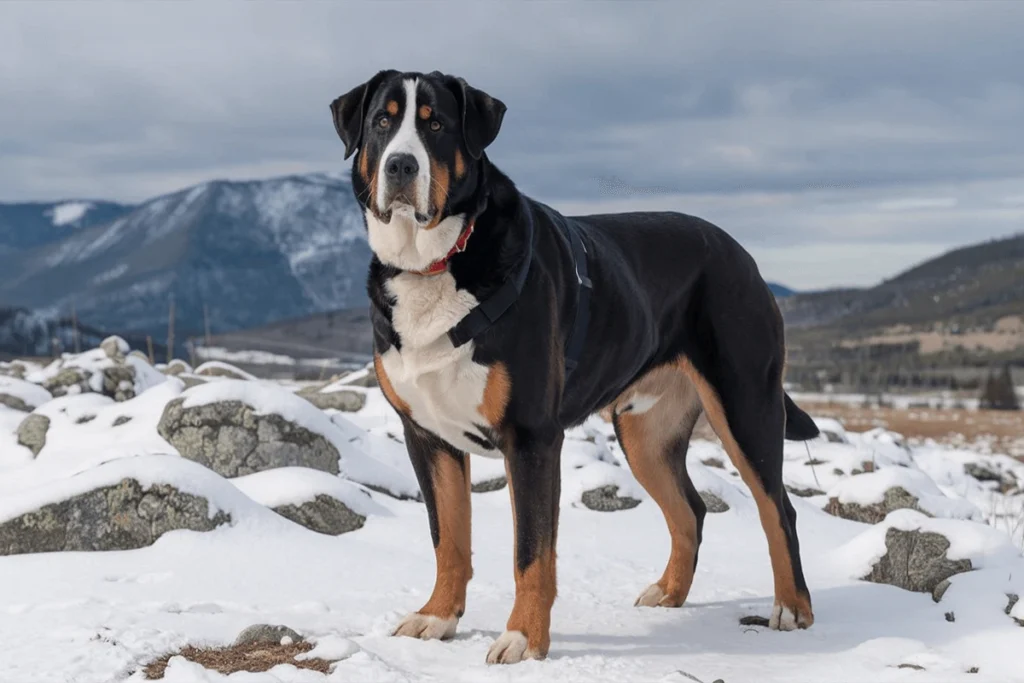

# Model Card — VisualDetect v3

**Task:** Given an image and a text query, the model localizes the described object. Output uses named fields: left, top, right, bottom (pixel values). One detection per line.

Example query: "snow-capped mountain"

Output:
left=0, top=200, right=134, bottom=253
left=0, top=172, right=371, bottom=340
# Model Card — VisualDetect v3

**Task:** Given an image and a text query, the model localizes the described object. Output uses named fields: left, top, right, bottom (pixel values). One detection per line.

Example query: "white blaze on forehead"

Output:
left=376, top=78, right=431, bottom=215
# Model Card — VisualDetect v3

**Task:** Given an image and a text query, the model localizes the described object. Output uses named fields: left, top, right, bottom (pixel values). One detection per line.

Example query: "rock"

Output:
left=336, top=364, right=378, bottom=388
left=739, top=615, right=770, bottom=627
left=157, top=398, right=340, bottom=478
left=0, top=394, right=30, bottom=412
left=296, top=387, right=366, bottom=413
left=76, top=414, right=96, bottom=424
left=863, top=527, right=973, bottom=594
left=233, top=624, right=304, bottom=647
left=43, top=367, right=91, bottom=397
left=101, top=365, right=137, bottom=402
left=128, top=350, right=151, bottom=364
left=0, top=478, right=231, bottom=555
left=932, top=578, right=952, bottom=603
left=786, top=485, right=824, bottom=498
left=112, top=415, right=132, bottom=427
left=272, top=494, right=366, bottom=535
left=194, top=362, right=254, bottom=380
left=16, top=414, right=50, bottom=456
left=964, top=463, right=1017, bottom=494
left=0, top=361, right=28, bottom=379
left=100, top=335, right=129, bottom=362
left=699, top=491, right=730, bottom=513
left=164, top=359, right=193, bottom=377
left=471, top=476, right=508, bottom=493
left=581, top=485, right=641, bottom=511
left=824, top=486, right=923, bottom=524
left=179, top=374, right=208, bottom=389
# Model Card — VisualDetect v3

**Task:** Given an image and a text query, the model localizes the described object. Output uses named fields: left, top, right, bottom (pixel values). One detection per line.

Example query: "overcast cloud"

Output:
left=2, top=2, right=1023, bottom=289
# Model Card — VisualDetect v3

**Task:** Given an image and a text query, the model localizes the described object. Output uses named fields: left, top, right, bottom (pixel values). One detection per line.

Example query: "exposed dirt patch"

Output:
left=142, top=640, right=333, bottom=679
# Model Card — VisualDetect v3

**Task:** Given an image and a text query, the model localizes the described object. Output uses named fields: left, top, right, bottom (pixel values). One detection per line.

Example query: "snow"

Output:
left=1, top=346, right=1024, bottom=682
left=48, top=201, right=93, bottom=226
left=0, top=376, right=52, bottom=409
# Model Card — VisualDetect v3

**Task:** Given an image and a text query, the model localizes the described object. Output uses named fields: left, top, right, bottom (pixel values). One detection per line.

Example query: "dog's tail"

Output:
left=784, top=392, right=820, bottom=441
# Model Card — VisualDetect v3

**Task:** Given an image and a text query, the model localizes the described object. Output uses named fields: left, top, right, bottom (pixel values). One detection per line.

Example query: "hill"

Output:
left=779, top=233, right=1024, bottom=392
left=0, top=173, right=371, bottom=340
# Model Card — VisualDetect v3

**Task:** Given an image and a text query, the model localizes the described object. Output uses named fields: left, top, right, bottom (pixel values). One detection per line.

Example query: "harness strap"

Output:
left=448, top=197, right=534, bottom=348
left=562, top=220, right=592, bottom=376
left=446, top=197, right=592, bottom=381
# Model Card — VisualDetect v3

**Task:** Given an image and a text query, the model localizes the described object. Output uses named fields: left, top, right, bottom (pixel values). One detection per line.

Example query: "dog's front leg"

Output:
left=487, top=425, right=563, bottom=664
left=392, top=418, right=472, bottom=641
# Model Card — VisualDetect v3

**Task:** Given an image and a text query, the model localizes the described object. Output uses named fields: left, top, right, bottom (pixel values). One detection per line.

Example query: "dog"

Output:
left=329, top=69, right=821, bottom=665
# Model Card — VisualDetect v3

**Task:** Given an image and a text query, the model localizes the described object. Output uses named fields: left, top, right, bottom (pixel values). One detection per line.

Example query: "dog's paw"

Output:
left=769, top=600, right=814, bottom=631
left=634, top=583, right=685, bottom=608
left=391, top=612, right=458, bottom=640
left=485, top=630, right=542, bottom=665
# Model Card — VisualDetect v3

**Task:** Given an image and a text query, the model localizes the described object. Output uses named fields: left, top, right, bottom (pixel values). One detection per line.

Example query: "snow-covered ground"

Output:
left=1, top=344, right=1023, bottom=683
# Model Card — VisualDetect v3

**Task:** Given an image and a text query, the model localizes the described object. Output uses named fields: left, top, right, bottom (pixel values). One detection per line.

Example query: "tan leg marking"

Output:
left=677, top=358, right=814, bottom=629
left=394, top=451, right=472, bottom=641
left=613, top=365, right=702, bottom=608
left=374, top=353, right=410, bottom=416
left=486, top=459, right=556, bottom=664
left=477, top=362, right=511, bottom=428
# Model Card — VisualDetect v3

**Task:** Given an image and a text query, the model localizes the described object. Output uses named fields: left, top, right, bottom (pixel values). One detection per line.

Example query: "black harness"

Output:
left=446, top=197, right=592, bottom=377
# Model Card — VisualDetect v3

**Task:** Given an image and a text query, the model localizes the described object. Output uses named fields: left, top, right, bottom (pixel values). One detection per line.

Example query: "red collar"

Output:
left=411, top=219, right=476, bottom=276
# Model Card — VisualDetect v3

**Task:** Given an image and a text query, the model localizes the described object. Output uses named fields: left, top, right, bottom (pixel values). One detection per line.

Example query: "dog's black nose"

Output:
left=384, top=153, right=418, bottom=188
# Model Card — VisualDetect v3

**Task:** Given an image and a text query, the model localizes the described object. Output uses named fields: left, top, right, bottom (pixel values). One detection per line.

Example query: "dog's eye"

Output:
left=429, top=120, right=442, bottom=132
left=378, top=116, right=390, bottom=129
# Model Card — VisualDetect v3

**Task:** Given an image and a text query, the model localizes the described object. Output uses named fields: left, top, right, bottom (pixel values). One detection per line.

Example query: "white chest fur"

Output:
left=379, top=271, right=505, bottom=457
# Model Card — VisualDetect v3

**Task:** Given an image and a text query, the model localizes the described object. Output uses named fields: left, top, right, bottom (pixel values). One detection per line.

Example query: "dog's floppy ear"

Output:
left=329, top=70, right=397, bottom=160
left=445, top=75, right=507, bottom=160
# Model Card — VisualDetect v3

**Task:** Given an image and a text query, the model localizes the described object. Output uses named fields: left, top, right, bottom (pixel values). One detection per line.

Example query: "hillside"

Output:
left=778, top=233, right=1024, bottom=331
left=0, top=173, right=371, bottom=340
left=779, top=233, right=1024, bottom=392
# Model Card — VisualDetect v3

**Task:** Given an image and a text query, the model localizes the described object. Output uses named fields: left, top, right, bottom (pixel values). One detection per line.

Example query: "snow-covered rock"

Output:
left=194, top=360, right=256, bottom=381
left=25, top=343, right=167, bottom=402
left=230, top=467, right=389, bottom=535
left=824, top=467, right=982, bottom=524
left=158, top=386, right=341, bottom=478
left=0, top=456, right=235, bottom=555
left=0, top=376, right=51, bottom=412
left=295, top=382, right=367, bottom=412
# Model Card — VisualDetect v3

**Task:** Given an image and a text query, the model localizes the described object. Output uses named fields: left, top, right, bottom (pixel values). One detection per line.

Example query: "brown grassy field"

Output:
left=797, top=400, right=1024, bottom=458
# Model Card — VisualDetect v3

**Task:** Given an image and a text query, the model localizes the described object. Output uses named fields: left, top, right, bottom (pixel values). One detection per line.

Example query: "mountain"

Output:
left=778, top=233, right=1024, bottom=331
left=778, top=232, right=1024, bottom=392
left=0, top=200, right=134, bottom=252
left=767, top=282, right=797, bottom=298
left=0, top=172, right=371, bottom=341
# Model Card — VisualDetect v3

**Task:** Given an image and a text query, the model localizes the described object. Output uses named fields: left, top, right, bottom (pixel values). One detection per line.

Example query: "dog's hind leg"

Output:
left=392, top=418, right=473, bottom=641
left=679, top=357, right=814, bottom=630
left=612, top=365, right=707, bottom=609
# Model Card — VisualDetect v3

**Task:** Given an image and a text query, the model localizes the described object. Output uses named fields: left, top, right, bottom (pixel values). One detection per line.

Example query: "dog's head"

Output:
left=330, top=70, right=506, bottom=271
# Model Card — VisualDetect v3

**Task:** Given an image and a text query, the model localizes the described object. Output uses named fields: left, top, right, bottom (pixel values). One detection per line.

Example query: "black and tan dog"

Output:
left=329, top=69, right=820, bottom=665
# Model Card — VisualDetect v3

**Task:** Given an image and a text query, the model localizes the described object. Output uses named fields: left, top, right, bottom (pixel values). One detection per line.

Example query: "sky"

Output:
left=2, top=2, right=1023, bottom=290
